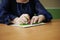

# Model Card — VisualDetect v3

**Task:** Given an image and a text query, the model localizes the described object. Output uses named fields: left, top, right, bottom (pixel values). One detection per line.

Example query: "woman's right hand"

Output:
left=12, top=14, right=30, bottom=24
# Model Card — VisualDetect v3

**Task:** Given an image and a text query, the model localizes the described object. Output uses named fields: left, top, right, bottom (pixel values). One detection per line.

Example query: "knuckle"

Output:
left=33, top=16, right=38, bottom=18
left=22, top=14, right=29, bottom=17
left=33, top=16, right=35, bottom=18
left=24, top=14, right=29, bottom=16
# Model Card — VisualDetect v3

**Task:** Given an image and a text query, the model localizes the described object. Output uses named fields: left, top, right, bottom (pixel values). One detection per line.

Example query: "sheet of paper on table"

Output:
left=11, top=23, right=46, bottom=28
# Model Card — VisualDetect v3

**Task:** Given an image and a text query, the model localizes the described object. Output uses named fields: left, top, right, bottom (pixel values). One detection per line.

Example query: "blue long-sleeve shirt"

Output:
left=0, top=0, right=52, bottom=24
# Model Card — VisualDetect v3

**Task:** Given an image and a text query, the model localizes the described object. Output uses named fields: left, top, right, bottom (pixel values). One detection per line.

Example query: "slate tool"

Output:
left=11, top=23, right=46, bottom=28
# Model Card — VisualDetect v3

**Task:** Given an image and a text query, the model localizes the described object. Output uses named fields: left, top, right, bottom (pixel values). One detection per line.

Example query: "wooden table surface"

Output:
left=0, top=19, right=60, bottom=40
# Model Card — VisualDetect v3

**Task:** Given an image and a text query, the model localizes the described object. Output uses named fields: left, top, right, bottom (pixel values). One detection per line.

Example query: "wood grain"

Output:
left=0, top=19, right=60, bottom=40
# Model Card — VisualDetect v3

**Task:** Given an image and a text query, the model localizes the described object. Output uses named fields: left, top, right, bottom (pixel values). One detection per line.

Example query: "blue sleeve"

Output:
left=0, top=0, right=17, bottom=24
left=34, top=0, right=52, bottom=22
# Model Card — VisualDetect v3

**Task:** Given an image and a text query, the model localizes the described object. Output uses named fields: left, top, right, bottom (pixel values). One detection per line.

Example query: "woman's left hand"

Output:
left=30, top=15, right=45, bottom=24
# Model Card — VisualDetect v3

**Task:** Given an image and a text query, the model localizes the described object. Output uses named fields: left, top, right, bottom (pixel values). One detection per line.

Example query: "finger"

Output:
left=20, top=18, right=27, bottom=24
left=23, top=17, right=30, bottom=24
left=38, top=15, right=45, bottom=23
left=20, top=14, right=30, bottom=23
left=30, top=17, right=35, bottom=24
left=33, top=17, right=38, bottom=23
left=14, top=18, right=21, bottom=24
left=20, top=19, right=26, bottom=24
left=23, top=14, right=30, bottom=20
left=19, top=21, right=24, bottom=24
left=19, top=16, right=27, bottom=23
left=21, top=17, right=30, bottom=24
left=24, top=15, right=30, bottom=21
left=23, top=17, right=28, bottom=22
left=38, top=18, right=43, bottom=23
left=24, top=16, right=31, bottom=24
left=15, top=20, right=23, bottom=24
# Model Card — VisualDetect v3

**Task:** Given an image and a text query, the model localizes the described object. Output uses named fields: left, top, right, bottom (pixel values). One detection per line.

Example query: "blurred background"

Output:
left=40, top=0, right=60, bottom=19
left=0, top=0, right=60, bottom=19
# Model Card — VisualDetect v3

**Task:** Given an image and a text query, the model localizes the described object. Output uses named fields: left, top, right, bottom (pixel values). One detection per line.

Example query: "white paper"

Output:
left=11, top=23, right=46, bottom=28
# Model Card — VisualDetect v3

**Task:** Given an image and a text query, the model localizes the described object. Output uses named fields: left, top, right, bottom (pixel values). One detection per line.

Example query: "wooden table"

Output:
left=0, top=19, right=60, bottom=40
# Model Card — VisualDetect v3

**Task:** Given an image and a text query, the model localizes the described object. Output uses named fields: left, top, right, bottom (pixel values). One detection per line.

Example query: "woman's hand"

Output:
left=19, top=14, right=30, bottom=24
left=30, top=15, right=45, bottom=24
left=12, top=14, right=45, bottom=24
left=12, top=17, right=21, bottom=24
left=12, top=14, right=30, bottom=24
